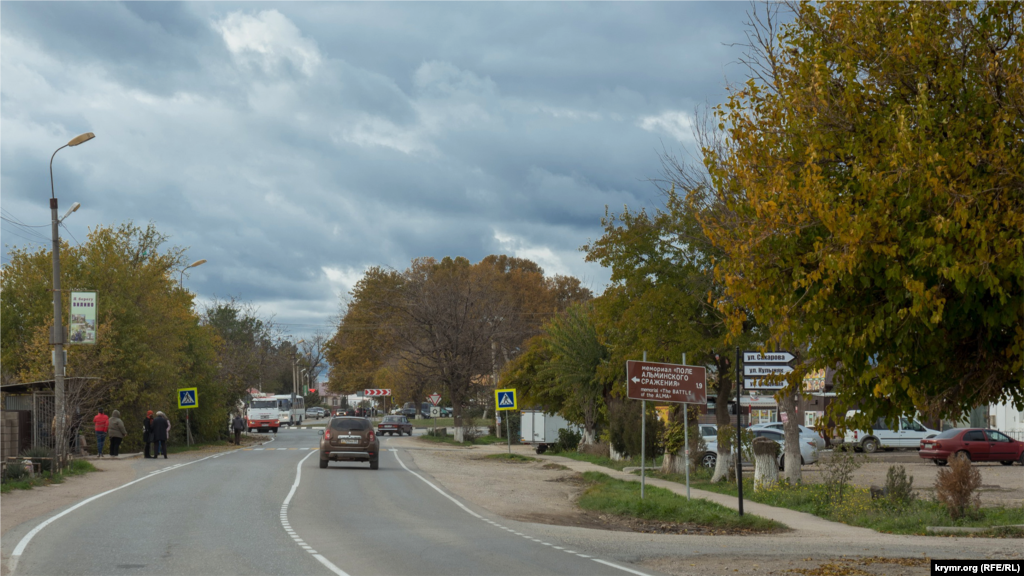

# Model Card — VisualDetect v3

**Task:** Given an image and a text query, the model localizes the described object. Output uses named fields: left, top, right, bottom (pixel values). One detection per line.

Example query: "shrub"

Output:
left=550, top=428, right=582, bottom=453
left=883, top=464, right=916, bottom=509
left=815, top=447, right=864, bottom=511
left=578, top=441, right=609, bottom=457
left=425, top=427, right=447, bottom=437
left=3, top=461, right=29, bottom=482
left=20, top=446, right=54, bottom=473
left=607, top=399, right=663, bottom=459
left=935, top=453, right=981, bottom=520
left=461, top=424, right=480, bottom=442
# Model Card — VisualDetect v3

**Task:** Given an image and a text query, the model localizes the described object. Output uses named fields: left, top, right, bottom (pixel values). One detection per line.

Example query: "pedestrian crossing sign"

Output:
left=177, top=387, right=198, bottom=409
left=494, top=388, right=517, bottom=411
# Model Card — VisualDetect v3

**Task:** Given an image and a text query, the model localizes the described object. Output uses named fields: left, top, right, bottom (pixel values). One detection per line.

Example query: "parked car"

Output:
left=319, top=417, right=380, bottom=470
left=919, top=428, right=1024, bottom=466
left=400, top=407, right=417, bottom=418
left=701, top=428, right=819, bottom=470
left=841, top=410, right=939, bottom=453
left=378, top=415, right=413, bottom=436
left=700, top=424, right=718, bottom=444
left=749, top=422, right=826, bottom=450
left=305, top=407, right=325, bottom=419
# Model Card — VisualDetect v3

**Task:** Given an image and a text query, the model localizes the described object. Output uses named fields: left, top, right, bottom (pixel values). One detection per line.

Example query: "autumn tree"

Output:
left=697, top=2, right=1024, bottom=428
left=584, top=194, right=759, bottom=481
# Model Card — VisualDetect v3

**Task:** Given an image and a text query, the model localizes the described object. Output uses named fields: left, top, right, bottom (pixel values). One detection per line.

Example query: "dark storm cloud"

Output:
left=1, top=2, right=757, bottom=336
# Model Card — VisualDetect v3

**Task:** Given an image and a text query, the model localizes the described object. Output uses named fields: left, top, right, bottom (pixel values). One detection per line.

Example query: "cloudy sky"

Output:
left=1, top=2, right=754, bottom=340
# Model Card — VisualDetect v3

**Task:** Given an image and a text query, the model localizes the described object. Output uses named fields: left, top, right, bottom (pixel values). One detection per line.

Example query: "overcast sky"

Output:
left=1, top=2, right=754, bottom=340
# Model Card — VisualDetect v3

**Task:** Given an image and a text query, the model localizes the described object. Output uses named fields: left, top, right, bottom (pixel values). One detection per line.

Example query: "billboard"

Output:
left=69, top=291, right=97, bottom=344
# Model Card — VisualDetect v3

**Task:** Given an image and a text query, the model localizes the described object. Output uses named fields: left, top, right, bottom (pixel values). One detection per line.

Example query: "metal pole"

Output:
left=641, top=351, right=646, bottom=499
left=50, top=147, right=68, bottom=473
left=736, top=346, right=744, bottom=516
left=291, top=359, right=297, bottom=427
left=506, top=413, right=511, bottom=455
left=683, top=353, right=689, bottom=500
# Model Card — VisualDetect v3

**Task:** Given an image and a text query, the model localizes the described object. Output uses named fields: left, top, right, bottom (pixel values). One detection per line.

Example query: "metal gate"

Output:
left=32, top=392, right=55, bottom=449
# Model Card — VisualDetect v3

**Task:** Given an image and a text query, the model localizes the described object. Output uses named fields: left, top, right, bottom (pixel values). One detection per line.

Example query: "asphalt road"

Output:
left=6, top=429, right=659, bottom=576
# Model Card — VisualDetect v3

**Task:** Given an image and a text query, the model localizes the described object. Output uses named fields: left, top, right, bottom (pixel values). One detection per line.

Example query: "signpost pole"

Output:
left=641, top=351, right=646, bottom=500
left=683, top=353, right=689, bottom=500
left=506, top=416, right=511, bottom=455
left=736, top=346, right=743, bottom=516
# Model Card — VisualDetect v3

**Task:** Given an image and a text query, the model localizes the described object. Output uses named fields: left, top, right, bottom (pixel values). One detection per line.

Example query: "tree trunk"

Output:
left=781, top=393, right=802, bottom=483
left=582, top=427, right=595, bottom=445
left=753, top=437, right=780, bottom=491
left=609, top=444, right=626, bottom=461
left=711, top=360, right=734, bottom=483
left=662, top=450, right=686, bottom=474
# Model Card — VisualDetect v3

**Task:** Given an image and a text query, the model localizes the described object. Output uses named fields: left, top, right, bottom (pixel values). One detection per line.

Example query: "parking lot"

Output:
left=804, top=450, right=1024, bottom=507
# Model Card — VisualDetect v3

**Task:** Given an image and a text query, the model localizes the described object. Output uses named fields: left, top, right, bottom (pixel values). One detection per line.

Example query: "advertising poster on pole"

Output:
left=69, top=291, right=97, bottom=344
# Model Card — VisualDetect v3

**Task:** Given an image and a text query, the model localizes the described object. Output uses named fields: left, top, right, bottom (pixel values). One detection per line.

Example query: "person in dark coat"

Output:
left=152, top=411, right=170, bottom=459
left=143, top=411, right=155, bottom=458
left=231, top=412, right=246, bottom=445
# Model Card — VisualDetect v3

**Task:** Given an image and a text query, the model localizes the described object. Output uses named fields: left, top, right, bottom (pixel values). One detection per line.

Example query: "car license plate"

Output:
left=340, top=437, right=359, bottom=444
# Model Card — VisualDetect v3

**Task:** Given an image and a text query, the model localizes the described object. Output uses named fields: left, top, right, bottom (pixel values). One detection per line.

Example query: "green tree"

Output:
left=697, top=2, right=1024, bottom=425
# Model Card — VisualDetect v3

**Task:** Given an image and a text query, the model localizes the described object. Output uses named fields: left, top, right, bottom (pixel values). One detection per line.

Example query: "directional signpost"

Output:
left=364, top=389, right=390, bottom=417
left=495, top=388, right=517, bottom=454
left=742, top=351, right=795, bottom=390
left=177, top=387, right=198, bottom=446
left=626, top=356, right=707, bottom=499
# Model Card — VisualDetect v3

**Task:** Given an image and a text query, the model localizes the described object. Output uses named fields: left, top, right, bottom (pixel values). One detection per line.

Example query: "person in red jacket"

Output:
left=93, top=409, right=109, bottom=457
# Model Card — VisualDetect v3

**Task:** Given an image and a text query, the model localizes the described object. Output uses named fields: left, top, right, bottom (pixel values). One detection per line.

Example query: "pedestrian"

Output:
left=232, top=412, right=246, bottom=445
left=108, top=410, right=127, bottom=456
left=152, top=411, right=169, bottom=459
left=93, top=409, right=109, bottom=457
left=143, top=410, right=155, bottom=458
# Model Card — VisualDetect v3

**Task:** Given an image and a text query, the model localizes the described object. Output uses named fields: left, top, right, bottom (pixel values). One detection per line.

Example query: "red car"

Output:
left=377, top=415, right=413, bottom=436
left=919, top=428, right=1024, bottom=466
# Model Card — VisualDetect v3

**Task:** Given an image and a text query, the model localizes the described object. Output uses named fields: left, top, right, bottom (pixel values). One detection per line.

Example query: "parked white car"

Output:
left=841, top=410, right=939, bottom=453
left=749, top=422, right=826, bottom=450
left=702, top=428, right=819, bottom=470
left=699, top=424, right=717, bottom=444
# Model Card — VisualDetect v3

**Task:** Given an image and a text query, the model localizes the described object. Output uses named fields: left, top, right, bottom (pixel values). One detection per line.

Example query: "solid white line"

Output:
left=592, top=559, right=655, bottom=576
left=10, top=452, right=221, bottom=571
left=390, top=448, right=652, bottom=576
left=280, top=450, right=348, bottom=576
left=391, top=450, right=482, bottom=519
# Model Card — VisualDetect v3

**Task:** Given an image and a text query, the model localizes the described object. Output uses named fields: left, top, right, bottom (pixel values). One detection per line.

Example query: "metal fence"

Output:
left=32, top=392, right=55, bottom=449
left=1003, top=429, right=1024, bottom=442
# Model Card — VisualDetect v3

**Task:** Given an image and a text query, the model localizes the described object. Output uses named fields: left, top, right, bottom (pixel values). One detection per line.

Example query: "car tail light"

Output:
left=806, top=441, right=815, bottom=448
left=324, top=430, right=331, bottom=440
left=368, top=429, right=376, bottom=443
left=853, top=431, right=858, bottom=440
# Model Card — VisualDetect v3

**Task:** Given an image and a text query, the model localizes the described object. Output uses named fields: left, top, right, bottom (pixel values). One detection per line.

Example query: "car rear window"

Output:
left=935, top=428, right=961, bottom=439
left=331, top=418, right=369, bottom=431
left=383, top=416, right=402, bottom=423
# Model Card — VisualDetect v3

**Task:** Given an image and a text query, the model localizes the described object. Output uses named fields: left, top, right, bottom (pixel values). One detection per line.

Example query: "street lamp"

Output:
left=179, top=259, right=207, bottom=286
left=50, top=132, right=94, bottom=472
left=292, top=339, right=305, bottom=425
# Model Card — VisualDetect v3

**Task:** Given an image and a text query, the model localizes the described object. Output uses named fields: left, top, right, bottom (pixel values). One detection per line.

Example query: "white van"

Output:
left=842, top=410, right=939, bottom=452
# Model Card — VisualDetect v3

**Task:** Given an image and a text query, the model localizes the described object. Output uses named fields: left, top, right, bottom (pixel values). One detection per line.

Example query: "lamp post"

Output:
left=292, top=339, right=305, bottom=426
left=50, top=132, right=94, bottom=471
left=179, top=259, right=207, bottom=286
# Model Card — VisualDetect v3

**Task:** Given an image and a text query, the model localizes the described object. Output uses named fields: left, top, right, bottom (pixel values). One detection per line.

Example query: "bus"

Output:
left=246, top=394, right=306, bottom=432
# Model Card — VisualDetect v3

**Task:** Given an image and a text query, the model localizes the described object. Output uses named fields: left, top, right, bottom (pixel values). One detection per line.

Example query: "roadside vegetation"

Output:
left=646, top=463, right=1024, bottom=536
left=417, top=433, right=504, bottom=447
left=485, top=453, right=538, bottom=463
left=0, top=458, right=97, bottom=494
left=577, top=472, right=784, bottom=533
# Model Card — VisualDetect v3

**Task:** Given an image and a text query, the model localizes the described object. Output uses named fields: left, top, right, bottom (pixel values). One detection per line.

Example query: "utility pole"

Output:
left=49, top=132, right=95, bottom=472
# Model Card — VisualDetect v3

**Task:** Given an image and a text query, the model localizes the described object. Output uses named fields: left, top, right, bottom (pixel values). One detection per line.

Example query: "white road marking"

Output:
left=280, top=449, right=349, bottom=576
left=9, top=452, right=222, bottom=574
left=390, top=448, right=654, bottom=576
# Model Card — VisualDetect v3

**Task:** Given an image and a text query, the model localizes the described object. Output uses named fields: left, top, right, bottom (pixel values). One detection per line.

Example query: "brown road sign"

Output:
left=626, top=360, right=707, bottom=404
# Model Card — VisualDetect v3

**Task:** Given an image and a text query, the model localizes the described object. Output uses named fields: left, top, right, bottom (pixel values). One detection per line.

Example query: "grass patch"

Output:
left=485, top=453, right=538, bottom=463
left=1, top=458, right=98, bottom=493
left=550, top=451, right=663, bottom=472
left=576, top=472, right=784, bottom=532
left=416, top=434, right=505, bottom=447
left=651, top=471, right=1024, bottom=536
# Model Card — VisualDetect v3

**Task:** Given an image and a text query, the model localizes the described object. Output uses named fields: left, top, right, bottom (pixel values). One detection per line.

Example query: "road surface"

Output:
left=5, top=429, right=658, bottom=576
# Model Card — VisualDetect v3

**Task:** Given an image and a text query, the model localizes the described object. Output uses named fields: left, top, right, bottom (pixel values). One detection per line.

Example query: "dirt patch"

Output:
left=643, top=555, right=931, bottom=576
left=806, top=453, right=1024, bottom=507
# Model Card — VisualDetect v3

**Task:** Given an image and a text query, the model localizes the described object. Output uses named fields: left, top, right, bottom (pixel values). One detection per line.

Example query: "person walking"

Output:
left=143, top=411, right=155, bottom=458
left=153, top=411, right=170, bottom=459
left=108, top=410, right=127, bottom=457
left=232, top=412, right=246, bottom=446
left=93, top=409, right=109, bottom=457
